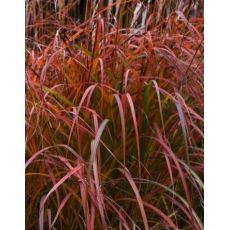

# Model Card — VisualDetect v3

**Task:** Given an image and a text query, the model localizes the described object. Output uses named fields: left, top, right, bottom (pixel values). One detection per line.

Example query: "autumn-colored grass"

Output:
left=26, top=0, right=204, bottom=229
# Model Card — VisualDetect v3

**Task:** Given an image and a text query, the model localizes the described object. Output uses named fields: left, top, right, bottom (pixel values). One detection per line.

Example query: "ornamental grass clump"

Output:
left=26, top=0, right=203, bottom=229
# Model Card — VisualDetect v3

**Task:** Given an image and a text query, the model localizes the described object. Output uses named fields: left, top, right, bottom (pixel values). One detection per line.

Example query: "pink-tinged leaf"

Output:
left=165, top=194, right=200, bottom=230
left=88, top=119, right=109, bottom=177
left=175, top=100, right=190, bottom=166
left=47, top=209, right=52, bottom=230
left=157, top=83, right=203, bottom=123
left=40, top=50, right=61, bottom=84
left=39, top=195, right=46, bottom=230
left=175, top=11, right=202, bottom=40
left=164, top=151, right=174, bottom=187
left=154, top=125, right=194, bottom=227
left=114, top=94, right=126, bottom=164
left=75, top=160, right=88, bottom=213
left=39, top=165, right=82, bottom=226
left=51, top=193, right=72, bottom=227
left=191, top=122, right=204, bottom=137
left=45, top=160, right=61, bottom=207
left=51, top=155, right=73, bottom=170
left=89, top=178, right=96, bottom=230
left=26, top=146, right=52, bottom=169
left=105, top=197, right=130, bottom=230
left=126, top=93, right=141, bottom=177
left=25, top=144, right=83, bottom=169
left=92, top=112, right=101, bottom=177
left=88, top=119, right=109, bottom=229
left=68, top=84, right=97, bottom=144
left=126, top=198, right=179, bottom=230
left=92, top=141, right=108, bottom=229
left=119, top=168, right=149, bottom=230
left=152, top=80, right=165, bottom=136
left=123, top=69, right=140, bottom=93
left=152, top=80, right=174, bottom=187
left=48, top=157, right=90, bottom=216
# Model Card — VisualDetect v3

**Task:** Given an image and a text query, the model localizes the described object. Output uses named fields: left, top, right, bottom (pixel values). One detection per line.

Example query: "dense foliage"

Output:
left=26, top=0, right=204, bottom=229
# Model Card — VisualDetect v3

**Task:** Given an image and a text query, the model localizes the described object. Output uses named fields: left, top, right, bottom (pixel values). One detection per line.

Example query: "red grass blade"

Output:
left=39, top=165, right=82, bottom=227
left=39, top=195, right=46, bottom=230
left=68, top=84, right=97, bottom=144
left=88, top=119, right=109, bottom=229
left=125, top=198, right=179, bottom=230
left=126, top=93, right=141, bottom=177
left=119, top=168, right=149, bottom=230
left=154, top=124, right=194, bottom=227
left=175, top=100, right=190, bottom=166
left=114, top=94, right=126, bottom=164
left=51, top=193, right=72, bottom=227
left=25, top=144, right=83, bottom=169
